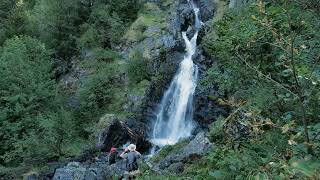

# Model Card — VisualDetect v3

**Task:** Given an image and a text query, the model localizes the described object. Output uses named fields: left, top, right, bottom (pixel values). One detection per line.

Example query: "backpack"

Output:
left=125, top=152, right=138, bottom=172
left=108, top=152, right=116, bottom=165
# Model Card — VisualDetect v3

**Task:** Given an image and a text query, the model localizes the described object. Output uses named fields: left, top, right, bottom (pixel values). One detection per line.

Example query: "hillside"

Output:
left=0, top=0, right=319, bottom=179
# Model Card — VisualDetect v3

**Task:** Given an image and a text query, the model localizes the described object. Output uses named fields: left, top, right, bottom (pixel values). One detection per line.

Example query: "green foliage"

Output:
left=0, top=36, right=79, bottom=175
left=127, top=49, right=152, bottom=83
left=0, top=36, right=52, bottom=164
left=0, top=1, right=33, bottom=45
left=185, top=1, right=320, bottom=179
left=90, top=48, right=120, bottom=62
left=124, top=2, right=167, bottom=43
left=6, top=109, right=75, bottom=164
left=31, top=0, right=89, bottom=57
left=185, top=126, right=320, bottom=179
left=78, top=4, right=125, bottom=49
left=202, top=0, right=319, bottom=129
left=74, top=59, right=126, bottom=133
left=108, top=0, right=141, bottom=23
left=208, top=116, right=225, bottom=141
left=0, top=0, right=143, bottom=177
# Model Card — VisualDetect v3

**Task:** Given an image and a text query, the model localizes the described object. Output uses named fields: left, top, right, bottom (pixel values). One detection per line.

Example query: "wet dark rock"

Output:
left=53, top=58, right=69, bottom=79
left=96, top=115, right=129, bottom=152
left=167, top=162, right=184, bottom=174
left=151, top=132, right=212, bottom=173
left=94, top=114, right=151, bottom=153
left=197, top=20, right=211, bottom=44
left=139, top=50, right=184, bottom=126
left=38, top=162, right=68, bottom=180
left=192, top=47, right=212, bottom=73
left=52, top=158, right=129, bottom=180
left=172, top=39, right=186, bottom=52
left=198, top=0, right=216, bottom=22
left=194, top=87, right=229, bottom=128
left=25, top=174, right=38, bottom=180
left=53, top=162, right=87, bottom=180
left=161, top=35, right=176, bottom=49
left=169, top=0, right=194, bottom=37
left=186, top=26, right=197, bottom=39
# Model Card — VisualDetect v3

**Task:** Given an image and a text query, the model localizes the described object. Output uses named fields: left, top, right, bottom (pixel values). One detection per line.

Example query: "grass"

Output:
left=124, top=2, right=168, bottom=43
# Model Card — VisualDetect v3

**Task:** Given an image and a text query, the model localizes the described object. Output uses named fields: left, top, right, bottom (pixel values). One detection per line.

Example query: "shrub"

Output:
left=127, top=49, right=152, bottom=84
left=0, top=36, right=54, bottom=165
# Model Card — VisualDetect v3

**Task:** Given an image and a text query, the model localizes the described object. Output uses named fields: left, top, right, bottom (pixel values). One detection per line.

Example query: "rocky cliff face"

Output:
left=35, top=1, right=229, bottom=179
left=89, top=0, right=228, bottom=155
left=136, top=0, right=228, bottom=135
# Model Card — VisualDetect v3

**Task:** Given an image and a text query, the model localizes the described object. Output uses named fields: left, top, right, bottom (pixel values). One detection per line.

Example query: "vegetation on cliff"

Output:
left=0, top=0, right=146, bottom=177
left=0, top=0, right=319, bottom=179
left=140, top=0, right=320, bottom=179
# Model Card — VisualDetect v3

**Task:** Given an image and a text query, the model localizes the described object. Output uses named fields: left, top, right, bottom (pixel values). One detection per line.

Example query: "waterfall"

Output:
left=151, top=0, right=202, bottom=148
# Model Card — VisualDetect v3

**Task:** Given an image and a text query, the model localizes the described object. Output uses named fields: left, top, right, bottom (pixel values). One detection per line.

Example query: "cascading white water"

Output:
left=151, top=0, right=202, bottom=148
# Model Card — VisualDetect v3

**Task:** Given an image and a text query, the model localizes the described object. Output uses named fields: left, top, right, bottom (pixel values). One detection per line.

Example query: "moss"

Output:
left=143, top=2, right=161, bottom=13
left=162, top=0, right=173, bottom=7
left=125, top=29, right=145, bottom=43
left=151, top=139, right=190, bottom=163
left=123, top=2, right=168, bottom=43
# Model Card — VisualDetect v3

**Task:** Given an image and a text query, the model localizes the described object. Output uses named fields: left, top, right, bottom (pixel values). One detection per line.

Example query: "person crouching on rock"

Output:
left=120, top=144, right=141, bottom=179
left=108, top=147, right=117, bottom=165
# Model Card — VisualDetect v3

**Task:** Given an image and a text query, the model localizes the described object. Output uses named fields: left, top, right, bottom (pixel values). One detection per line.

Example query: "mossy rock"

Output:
left=97, top=114, right=117, bottom=129
left=151, top=139, right=190, bottom=163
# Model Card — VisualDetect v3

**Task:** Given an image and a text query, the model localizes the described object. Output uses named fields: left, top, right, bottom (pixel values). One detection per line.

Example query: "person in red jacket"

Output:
left=108, top=147, right=117, bottom=165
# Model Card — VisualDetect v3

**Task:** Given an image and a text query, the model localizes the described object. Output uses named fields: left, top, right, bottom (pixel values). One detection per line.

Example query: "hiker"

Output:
left=120, top=144, right=141, bottom=179
left=108, top=147, right=117, bottom=165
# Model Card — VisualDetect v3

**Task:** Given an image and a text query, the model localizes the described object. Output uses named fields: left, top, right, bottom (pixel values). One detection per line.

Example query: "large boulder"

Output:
left=95, top=114, right=129, bottom=152
left=95, top=114, right=152, bottom=152
left=53, top=162, right=86, bottom=180
left=169, top=0, right=195, bottom=37
left=151, top=132, right=212, bottom=174
left=52, top=159, right=127, bottom=180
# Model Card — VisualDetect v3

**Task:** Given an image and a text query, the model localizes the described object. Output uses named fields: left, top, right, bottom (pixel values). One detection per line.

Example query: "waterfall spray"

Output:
left=151, top=0, right=202, bottom=150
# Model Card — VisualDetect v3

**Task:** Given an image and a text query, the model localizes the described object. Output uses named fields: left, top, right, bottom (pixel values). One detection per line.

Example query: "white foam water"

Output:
left=151, top=0, right=202, bottom=151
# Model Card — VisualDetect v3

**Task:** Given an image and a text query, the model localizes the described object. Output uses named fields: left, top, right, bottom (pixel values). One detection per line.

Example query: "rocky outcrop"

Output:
left=52, top=158, right=127, bottom=180
left=198, top=0, right=216, bottom=22
left=95, top=114, right=129, bottom=151
left=95, top=114, right=151, bottom=152
left=193, top=86, right=229, bottom=128
left=150, top=132, right=212, bottom=174
left=169, top=0, right=195, bottom=37
left=137, top=0, right=226, bottom=134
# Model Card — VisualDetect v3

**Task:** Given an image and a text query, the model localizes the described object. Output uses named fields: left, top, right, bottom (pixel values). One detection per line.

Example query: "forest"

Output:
left=0, top=0, right=319, bottom=179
